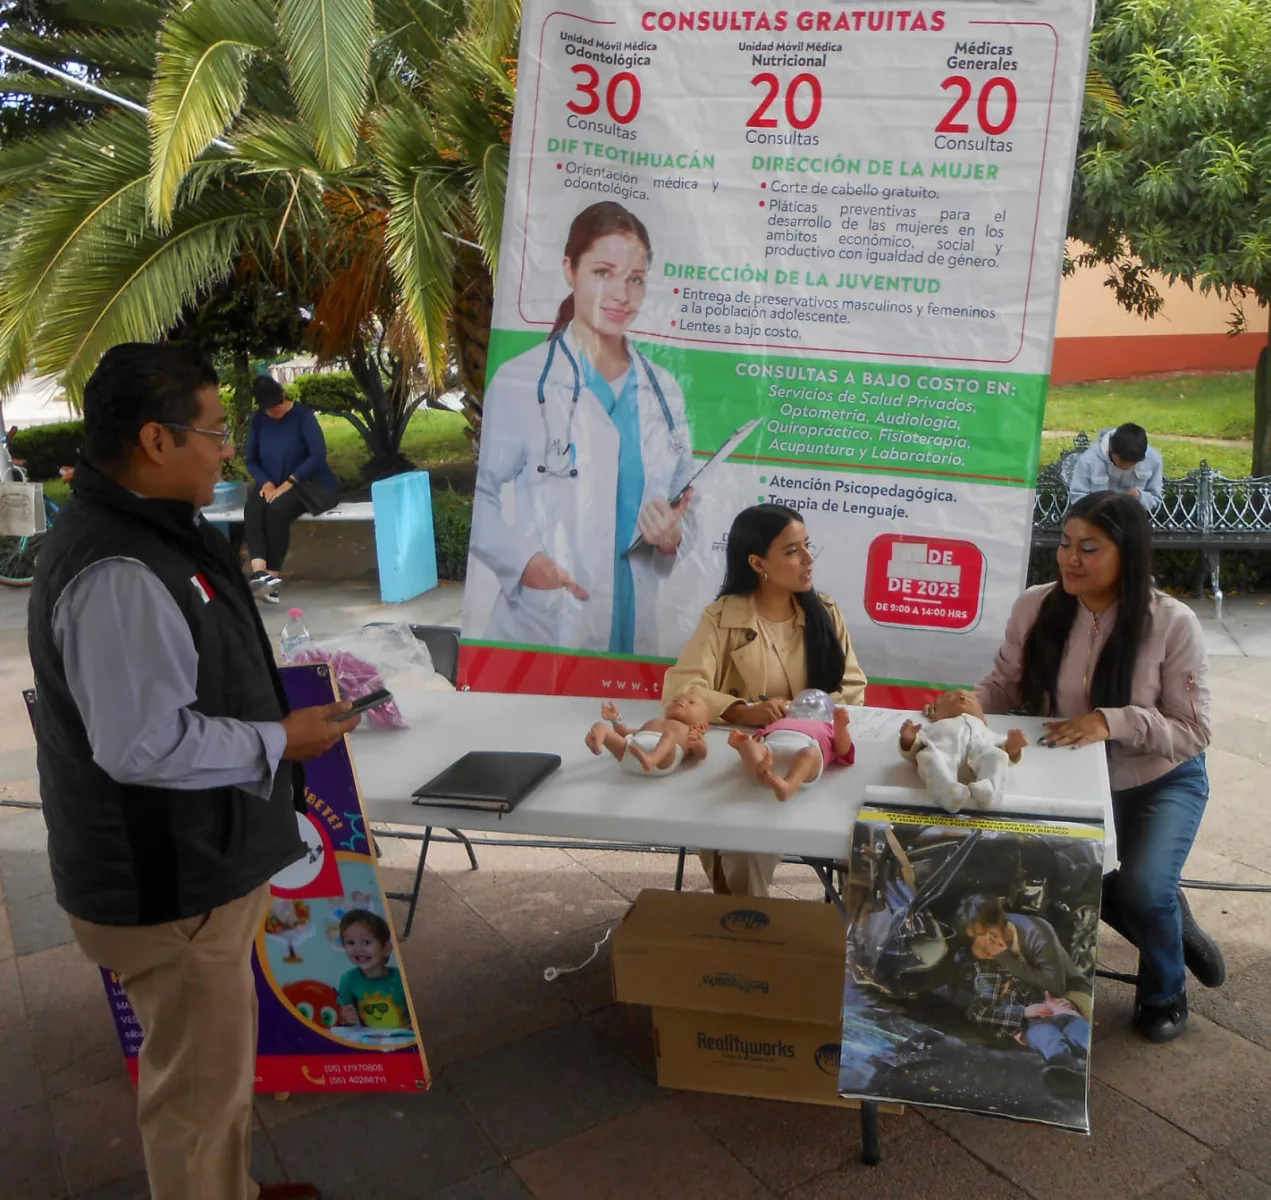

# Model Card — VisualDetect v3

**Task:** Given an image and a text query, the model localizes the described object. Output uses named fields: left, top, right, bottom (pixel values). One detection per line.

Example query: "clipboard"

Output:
left=624, top=417, right=762, bottom=555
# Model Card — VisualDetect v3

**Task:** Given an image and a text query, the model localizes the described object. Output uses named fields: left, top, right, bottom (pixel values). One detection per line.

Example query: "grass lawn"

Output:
left=1044, top=371, right=1255, bottom=440
left=321, top=408, right=470, bottom=487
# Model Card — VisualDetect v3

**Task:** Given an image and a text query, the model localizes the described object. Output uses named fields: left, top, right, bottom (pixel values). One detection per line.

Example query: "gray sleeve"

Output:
left=52, top=559, right=287, bottom=798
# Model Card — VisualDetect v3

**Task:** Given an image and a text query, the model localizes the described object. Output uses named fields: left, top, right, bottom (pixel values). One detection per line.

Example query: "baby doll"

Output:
left=729, top=688, right=854, bottom=802
left=898, top=690, right=1028, bottom=813
left=586, top=692, right=710, bottom=774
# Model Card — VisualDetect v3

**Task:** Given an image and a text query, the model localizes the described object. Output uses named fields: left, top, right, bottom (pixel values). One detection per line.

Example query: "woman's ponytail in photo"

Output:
left=549, top=295, right=576, bottom=338
left=549, top=201, right=652, bottom=339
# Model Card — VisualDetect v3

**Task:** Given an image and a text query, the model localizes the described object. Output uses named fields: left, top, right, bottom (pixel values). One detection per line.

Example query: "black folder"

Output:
left=411, top=751, right=561, bottom=813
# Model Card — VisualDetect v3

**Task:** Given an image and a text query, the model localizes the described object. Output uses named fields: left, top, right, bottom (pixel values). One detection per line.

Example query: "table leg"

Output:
left=674, top=847, right=687, bottom=891
left=859, top=1100, right=881, bottom=1165
left=393, top=826, right=432, bottom=939
left=803, top=859, right=848, bottom=918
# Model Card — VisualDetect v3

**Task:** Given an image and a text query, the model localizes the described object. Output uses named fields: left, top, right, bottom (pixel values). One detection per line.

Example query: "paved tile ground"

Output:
left=1, top=583, right=1268, bottom=1200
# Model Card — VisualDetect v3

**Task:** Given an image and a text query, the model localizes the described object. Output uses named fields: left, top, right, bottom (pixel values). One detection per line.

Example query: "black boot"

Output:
left=1041, top=1051, right=1086, bottom=1096
left=1178, top=889, right=1226, bottom=988
left=1136, top=992, right=1188, bottom=1044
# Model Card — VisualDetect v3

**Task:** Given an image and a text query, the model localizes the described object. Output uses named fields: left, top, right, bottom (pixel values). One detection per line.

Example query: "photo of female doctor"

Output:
left=468, top=202, right=696, bottom=655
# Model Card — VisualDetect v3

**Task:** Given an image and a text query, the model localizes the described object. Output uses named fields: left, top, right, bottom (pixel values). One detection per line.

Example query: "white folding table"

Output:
left=351, top=690, right=1115, bottom=1166
left=353, top=691, right=1115, bottom=882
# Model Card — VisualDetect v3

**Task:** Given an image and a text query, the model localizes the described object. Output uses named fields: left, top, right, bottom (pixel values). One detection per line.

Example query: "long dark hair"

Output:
left=1017, top=491, right=1153, bottom=715
left=719, top=503, right=846, bottom=694
left=549, top=202, right=652, bottom=337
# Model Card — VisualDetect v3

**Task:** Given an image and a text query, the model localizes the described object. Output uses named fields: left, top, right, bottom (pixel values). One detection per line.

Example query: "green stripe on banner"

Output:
left=868, top=676, right=974, bottom=693
left=485, top=328, right=1045, bottom=488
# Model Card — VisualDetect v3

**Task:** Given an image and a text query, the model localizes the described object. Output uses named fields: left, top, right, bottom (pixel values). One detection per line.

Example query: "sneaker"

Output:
left=249, top=570, right=281, bottom=591
left=1178, top=890, right=1226, bottom=988
left=1136, top=993, right=1188, bottom=1043
left=264, top=584, right=281, bottom=605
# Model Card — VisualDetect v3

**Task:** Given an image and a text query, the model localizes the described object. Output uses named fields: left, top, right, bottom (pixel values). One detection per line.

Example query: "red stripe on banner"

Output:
left=460, top=645, right=667, bottom=698
left=116, top=1050, right=428, bottom=1094
left=459, top=646, right=946, bottom=711
left=864, top=682, right=944, bottom=711
left=253, top=1055, right=430, bottom=1093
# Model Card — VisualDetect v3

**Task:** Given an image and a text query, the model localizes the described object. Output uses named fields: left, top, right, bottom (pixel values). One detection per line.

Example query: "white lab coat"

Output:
left=470, top=324, right=696, bottom=655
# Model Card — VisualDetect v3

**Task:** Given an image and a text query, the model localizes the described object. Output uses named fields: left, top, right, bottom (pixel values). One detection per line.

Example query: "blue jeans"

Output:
left=1024, top=1014, right=1090, bottom=1061
left=1106, top=754, right=1209, bottom=1005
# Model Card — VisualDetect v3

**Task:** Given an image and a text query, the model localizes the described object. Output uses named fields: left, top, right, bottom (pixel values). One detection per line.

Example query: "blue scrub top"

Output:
left=580, top=354, right=644, bottom=654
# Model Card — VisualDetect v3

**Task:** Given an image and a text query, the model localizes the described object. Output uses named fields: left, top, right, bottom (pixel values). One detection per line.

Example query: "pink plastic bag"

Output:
left=288, top=646, right=408, bottom=728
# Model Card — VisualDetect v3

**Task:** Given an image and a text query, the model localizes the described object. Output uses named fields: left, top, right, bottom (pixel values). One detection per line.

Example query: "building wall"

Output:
left=1052, top=255, right=1267, bottom=384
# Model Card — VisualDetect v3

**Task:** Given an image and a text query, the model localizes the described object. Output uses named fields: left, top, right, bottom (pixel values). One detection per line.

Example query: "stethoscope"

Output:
left=536, top=332, right=677, bottom=478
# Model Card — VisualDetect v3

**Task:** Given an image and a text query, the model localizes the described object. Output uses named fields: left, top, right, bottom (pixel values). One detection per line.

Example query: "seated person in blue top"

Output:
left=244, top=375, right=340, bottom=603
left=1067, top=422, right=1164, bottom=512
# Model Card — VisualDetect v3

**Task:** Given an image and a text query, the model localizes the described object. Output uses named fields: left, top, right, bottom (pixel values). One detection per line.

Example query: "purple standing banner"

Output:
left=27, top=666, right=431, bottom=1093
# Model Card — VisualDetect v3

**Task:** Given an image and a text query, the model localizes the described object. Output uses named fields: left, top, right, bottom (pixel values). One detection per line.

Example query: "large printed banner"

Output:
left=841, top=808, right=1103, bottom=1132
left=92, top=665, right=430, bottom=1094
left=460, top=0, right=1094, bottom=705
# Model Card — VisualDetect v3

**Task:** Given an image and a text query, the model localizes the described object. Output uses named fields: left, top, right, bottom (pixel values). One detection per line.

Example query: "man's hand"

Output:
left=1023, top=1002, right=1054, bottom=1020
left=281, top=702, right=361, bottom=761
left=1042, top=711, right=1111, bottom=748
left=520, top=553, right=589, bottom=600
left=1044, top=992, right=1079, bottom=1016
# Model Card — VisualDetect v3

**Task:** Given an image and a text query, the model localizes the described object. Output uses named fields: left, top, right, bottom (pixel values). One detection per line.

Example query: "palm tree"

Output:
left=0, top=0, right=515, bottom=465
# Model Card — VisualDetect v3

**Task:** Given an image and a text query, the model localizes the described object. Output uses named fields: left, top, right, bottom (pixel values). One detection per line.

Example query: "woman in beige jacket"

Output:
left=663, top=503, right=867, bottom=897
left=975, top=491, right=1223, bottom=1045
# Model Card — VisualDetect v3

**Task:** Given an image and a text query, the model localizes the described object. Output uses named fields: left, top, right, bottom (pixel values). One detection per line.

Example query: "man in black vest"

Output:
left=29, top=344, right=359, bottom=1200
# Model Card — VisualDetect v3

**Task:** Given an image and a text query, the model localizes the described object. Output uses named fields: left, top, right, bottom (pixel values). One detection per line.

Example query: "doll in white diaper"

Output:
left=729, top=688, right=855, bottom=802
left=586, top=692, right=710, bottom=774
left=898, top=689, right=1028, bottom=813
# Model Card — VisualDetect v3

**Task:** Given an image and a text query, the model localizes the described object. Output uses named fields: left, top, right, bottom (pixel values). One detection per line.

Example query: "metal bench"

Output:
left=205, top=500, right=375, bottom=525
left=1032, top=433, right=1271, bottom=619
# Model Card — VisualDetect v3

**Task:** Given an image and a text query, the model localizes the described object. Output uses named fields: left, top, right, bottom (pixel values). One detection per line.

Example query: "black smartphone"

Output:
left=328, top=687, right=394, bottom=721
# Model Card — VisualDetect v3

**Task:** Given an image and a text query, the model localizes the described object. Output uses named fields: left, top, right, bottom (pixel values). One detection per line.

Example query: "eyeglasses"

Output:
left=162, top=423, right=233, bottom=449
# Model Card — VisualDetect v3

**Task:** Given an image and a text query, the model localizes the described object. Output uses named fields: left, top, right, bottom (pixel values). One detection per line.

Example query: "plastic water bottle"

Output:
left=279, top=608, right=313, bottom=662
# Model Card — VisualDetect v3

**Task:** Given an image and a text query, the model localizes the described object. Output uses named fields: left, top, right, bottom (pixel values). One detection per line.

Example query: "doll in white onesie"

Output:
left=898, top=690, right=1028, bottom=813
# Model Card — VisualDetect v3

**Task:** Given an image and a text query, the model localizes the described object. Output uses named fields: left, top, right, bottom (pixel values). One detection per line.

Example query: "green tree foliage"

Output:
left=0, top=0, right=515, bottom=475
left=1071, top=0, right=1271, bottom=474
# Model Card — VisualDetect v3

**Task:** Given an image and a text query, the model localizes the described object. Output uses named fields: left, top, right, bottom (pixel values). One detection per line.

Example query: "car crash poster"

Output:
left=95, top=665, right=430, bottom=1094
left=459, top=0, right=1095, bottom=706
left=841, top=808, right=1103, bottom=1131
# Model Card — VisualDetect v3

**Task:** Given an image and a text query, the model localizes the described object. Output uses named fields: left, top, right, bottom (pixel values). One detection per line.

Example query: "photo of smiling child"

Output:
left=337, top=909, right=413, bottom=1030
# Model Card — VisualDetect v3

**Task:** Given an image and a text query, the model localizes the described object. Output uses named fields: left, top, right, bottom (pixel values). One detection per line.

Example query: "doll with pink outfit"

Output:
left=729, top=688, right=854, bottom=801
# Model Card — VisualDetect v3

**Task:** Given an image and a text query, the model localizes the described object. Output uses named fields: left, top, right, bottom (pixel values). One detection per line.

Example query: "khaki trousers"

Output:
left=70, top=882, right=272, bottom=1200
left=698, top=850, right=781, bottom=898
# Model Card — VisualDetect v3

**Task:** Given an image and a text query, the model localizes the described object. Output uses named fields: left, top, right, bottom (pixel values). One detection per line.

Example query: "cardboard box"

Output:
left=614, top=890, right=903, bottom=1113
left=652, top=1008, right=903, bottom=1113
left=612, top=889, right=847, bottom=1024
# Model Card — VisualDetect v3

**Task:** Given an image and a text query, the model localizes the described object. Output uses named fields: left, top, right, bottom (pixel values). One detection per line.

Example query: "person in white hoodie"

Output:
left=1067, top=423, right=1164, bottom=512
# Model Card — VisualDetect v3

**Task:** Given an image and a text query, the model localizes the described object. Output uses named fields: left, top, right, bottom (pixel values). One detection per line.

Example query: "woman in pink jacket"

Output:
left=976, top=491, right=1224, bottom=1044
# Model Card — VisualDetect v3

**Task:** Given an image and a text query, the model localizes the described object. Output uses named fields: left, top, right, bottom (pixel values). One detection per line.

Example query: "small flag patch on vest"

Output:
left=191, top=574, right=215, bottom=604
